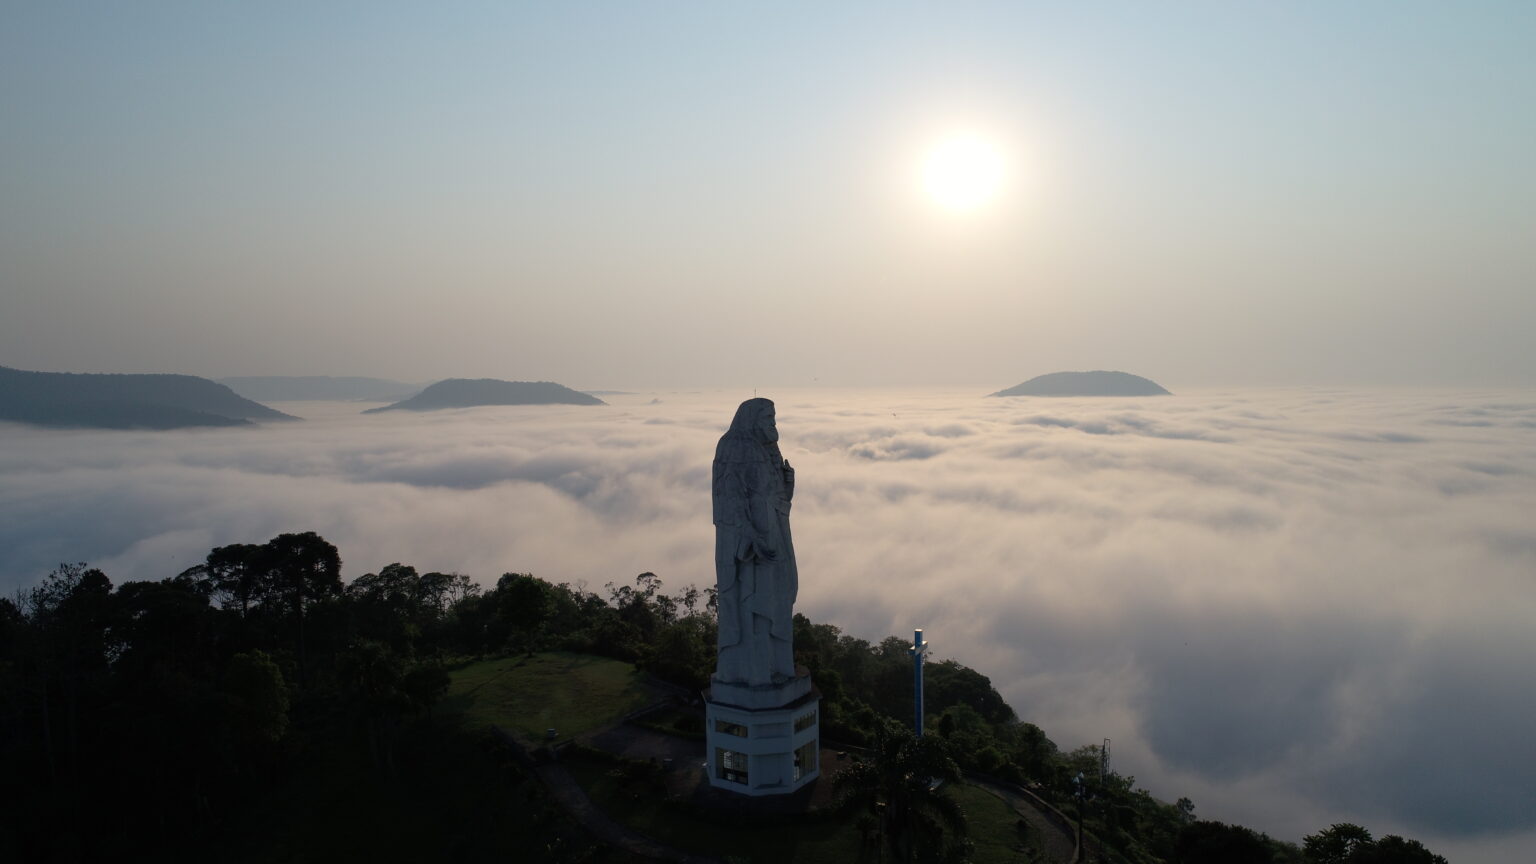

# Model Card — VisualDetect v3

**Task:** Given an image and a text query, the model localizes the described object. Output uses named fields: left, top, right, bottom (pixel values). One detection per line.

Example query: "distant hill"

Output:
left=363, top=379, right=605, bottom=413
left=990, top=370, right=1171, bottom=397
left=220, top=376, right=420, bottom=402
left=0, top=366, right=299, bottom=429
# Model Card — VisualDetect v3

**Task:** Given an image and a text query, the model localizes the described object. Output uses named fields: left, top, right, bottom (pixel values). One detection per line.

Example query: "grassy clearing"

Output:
left=444, top=652, right=657, bottom=743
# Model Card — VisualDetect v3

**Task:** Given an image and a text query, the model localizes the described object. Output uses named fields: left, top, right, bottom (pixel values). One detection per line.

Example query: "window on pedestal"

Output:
left=794, top=710, right=817, bottom=733
left=715, top=719, right=748, bottom=737
left=716, top=747, right=748, bottom=785
left=793, top=740, right=817, bottom=781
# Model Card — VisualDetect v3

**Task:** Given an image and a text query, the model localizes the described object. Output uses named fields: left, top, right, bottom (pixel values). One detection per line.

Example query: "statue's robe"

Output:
left=713, top=398, right=797, bottom=685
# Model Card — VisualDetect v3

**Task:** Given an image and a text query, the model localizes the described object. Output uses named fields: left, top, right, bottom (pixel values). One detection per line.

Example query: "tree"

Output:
left=1006, top=720, right=1058, bottom=780
left=348, top=562, right=421, bottom=611
left=22, top=563, right=115, bottom=786
left=1304, top=823, right=1375, bottom=864
left=496, top=572, right=554, bottom=653
left=793, top=614, right=841, bottom=670
left=933, top=703, right=1003, bottom=773
left=1357, top=835, right=1448, bottom=864
left=926, top=659, right=1016, bottom=725
left=258, top=532, right=343, bottom=617
left=607, top=572, right=669, bottom=644
left=1175, top=820, right=1273, bottom=864
left=1304, top=824, right=1447, bottom=864
left=349, top=562, right=425, bottom=650
left=418, top=570, right=477, bottom=617
left=835, top=718, right=969, bottom=864
left=187, top=542, right=265, bottom=616
left=0, top=595, right=20, bottom=704
left=644, top=616, right=714, bottom=690
left=256, top=532, right=342, bottom=679
left=224, top=649, right=289, bottom=746
left=678, top=584, right=701, bottom=615
left=867, top=635, right=918, bottom=722
left=400, top=660, right=451, bottom=719
left=338, top=640, right=407, bottom=774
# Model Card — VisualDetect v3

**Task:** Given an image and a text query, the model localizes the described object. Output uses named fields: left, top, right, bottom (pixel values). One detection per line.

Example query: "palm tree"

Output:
left=835, top=718, right=969, bottom=863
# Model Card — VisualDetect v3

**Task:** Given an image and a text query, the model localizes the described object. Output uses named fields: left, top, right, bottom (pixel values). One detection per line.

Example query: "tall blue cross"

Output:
left=910, top=628, right=929, bottom=736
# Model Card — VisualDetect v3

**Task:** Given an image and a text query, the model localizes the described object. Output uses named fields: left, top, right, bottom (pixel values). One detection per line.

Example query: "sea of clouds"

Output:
left=3, top=387, right=1534, bottom=861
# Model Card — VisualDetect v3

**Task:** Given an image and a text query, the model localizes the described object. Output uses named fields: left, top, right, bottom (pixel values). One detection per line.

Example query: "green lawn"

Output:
left=952, top=782, right=1049, bottom=864
left=444, top=652, right=658, bottom=743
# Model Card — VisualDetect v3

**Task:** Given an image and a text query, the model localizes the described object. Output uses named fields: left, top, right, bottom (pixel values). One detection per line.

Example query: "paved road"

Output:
left=532, top=754, right=722, bottom=863
left=495, top=724, right=722, bottom=863
left=969, top=776, right=1079, bottom=864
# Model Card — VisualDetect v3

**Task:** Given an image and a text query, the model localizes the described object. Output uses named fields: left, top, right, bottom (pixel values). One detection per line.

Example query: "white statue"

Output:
left=713, top=398, right=797, bottom=685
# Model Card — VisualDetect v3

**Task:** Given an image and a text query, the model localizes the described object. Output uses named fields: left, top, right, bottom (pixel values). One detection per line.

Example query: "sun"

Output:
left=920, top=133, right=1006, bottom=213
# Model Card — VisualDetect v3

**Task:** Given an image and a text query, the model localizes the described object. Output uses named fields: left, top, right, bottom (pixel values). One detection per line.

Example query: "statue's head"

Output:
left=729, top=397, right=778, bottom=444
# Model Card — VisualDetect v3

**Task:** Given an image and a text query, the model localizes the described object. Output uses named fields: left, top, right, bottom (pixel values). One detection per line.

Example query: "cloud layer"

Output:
left=4, top=388, right=1534, bottom=860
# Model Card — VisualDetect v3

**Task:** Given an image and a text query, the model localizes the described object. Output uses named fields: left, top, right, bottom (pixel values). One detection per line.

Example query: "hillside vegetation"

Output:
left=0, top=533, right=1445, bottom=863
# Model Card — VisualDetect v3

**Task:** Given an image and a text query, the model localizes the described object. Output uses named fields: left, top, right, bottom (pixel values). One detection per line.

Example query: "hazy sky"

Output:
left=3, top=2, right=1534, bottom=388
left=6, top=7, right=1536, bottom=859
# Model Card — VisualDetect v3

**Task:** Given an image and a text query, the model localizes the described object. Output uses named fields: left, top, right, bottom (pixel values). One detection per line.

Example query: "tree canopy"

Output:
left=0, top=533, right=1451, bottom=864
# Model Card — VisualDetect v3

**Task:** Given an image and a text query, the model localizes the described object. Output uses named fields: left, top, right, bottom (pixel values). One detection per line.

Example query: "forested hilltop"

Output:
left=0, top=533, right=1447, bottom=863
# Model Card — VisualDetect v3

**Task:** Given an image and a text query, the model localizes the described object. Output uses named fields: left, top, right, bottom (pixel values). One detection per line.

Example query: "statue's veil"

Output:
left=721, top=398, right=781, bottom=465
left=727, top=397, right=772, bottom=433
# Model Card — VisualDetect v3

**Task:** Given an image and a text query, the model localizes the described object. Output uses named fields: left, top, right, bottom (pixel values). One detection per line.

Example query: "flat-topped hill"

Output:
left=990, top=370, right=1171, bottom=397
left=220, top=375, right=420, bottom=402
left=363, top=378, right=605, bottom=413
left=0, top=365, right=298, bottom=429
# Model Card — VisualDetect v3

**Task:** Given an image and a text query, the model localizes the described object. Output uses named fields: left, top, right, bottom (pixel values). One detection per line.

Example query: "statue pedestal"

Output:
left=703, top=673, right=820, bottom=796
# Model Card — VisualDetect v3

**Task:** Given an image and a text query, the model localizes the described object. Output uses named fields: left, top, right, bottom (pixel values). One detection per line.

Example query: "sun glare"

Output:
left=921, top=133, right=1006, bottom=213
